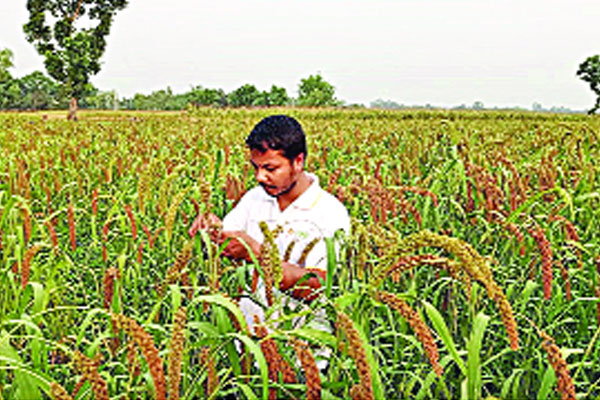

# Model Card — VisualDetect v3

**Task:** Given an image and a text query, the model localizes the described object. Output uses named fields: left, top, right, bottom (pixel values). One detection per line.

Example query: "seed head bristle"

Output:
left=127, top=339, right=141, bottom=378
left=293, top=338, right=322, bottom=400
left=21, top=243, right=42, bottom=289
left=385, top=230, right=519, bottom=350
left=283, top=240, right=296, bottom=262
left=259, top=222, right=283, bottom=288
left=337, top=312, right=373, bottom=400
left=102, top=267, right=120, bottom=309
left=528, top=226, right=553, bottom=300
left=253, top=315, right=296, bottom=397
left=375, top=291, right=442, bottom=376
left=73, top=351, right=109, bottom=400
left=165, top=189, right=189, bottom=242
left=124, top=204, right=137, bottom=240
left=50, top=382, right=75, bottom=400
left=168, top=307, right=187, bottom=400
left=297, top=237, right=320, bottom=266
left=111, top=313, right=166, bottom=400
left=200, top=346, right=218, bottom=397
left=540, top=331, right=576, bottom=400
left=68, top=202, right=76, bottom=252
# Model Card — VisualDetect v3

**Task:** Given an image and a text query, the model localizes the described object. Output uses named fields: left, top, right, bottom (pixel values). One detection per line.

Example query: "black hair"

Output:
left=245, top=115, right=307, bottom=162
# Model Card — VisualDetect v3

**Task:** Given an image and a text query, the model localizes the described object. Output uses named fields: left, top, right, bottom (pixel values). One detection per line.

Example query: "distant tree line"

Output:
left=371, top=98, right=582, bottom=113
left=0, top=48, right=341, bottom=111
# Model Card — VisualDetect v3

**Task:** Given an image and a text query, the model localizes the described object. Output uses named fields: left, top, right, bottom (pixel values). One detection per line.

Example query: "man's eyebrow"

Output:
left=250, top=160, right=275, bottom=169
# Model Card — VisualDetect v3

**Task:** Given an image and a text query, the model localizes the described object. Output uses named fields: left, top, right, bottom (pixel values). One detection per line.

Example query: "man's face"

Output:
left=250, top=147, right=304, bottom=198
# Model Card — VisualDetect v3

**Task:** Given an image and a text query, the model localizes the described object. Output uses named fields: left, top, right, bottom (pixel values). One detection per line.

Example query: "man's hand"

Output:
left=218, top=230, right=260, bottom=261
left=189, top=213, right=323, bottom=301
left=280, top=262, right=326, bottom=302
left=188, top=212, right=222, bottom=237
left=189, top=213, right=260, bottom=262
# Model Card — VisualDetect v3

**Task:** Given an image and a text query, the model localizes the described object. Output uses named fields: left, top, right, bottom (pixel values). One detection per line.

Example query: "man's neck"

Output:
left=277, top=172, right=312, bottom=212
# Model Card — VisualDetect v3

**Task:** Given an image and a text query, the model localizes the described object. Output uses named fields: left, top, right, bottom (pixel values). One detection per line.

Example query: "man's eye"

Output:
left=265, top=167, right=275, bottom=172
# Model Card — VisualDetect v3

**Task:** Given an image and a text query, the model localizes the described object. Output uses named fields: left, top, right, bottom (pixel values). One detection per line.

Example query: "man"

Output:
left=190, top=114, right=349, bottom=325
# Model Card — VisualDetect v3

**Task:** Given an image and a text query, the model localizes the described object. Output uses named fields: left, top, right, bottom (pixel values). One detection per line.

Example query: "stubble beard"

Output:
left=261, top=170, right=299, bottom=198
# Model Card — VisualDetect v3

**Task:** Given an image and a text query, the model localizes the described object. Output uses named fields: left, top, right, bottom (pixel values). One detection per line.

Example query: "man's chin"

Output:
left=261, top=185, right=280, bottom=197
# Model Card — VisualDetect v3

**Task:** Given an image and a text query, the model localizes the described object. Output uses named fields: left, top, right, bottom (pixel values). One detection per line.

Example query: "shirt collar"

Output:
left=288, top=172, right=322, bottom=210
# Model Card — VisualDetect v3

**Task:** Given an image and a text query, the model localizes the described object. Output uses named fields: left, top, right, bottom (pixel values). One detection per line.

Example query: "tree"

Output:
left=23, top=0, right=128, bottom=120
left=472, top=101, right=485, bottom=110
left=228, top=84, right=261, bottom=107
left=297, top=73, right=338, bottom=107
left=19, top=70, right=66, bottom=109
left=0, top=48, right=19, bottom=109
left=0, top=48, right=14, bottom=83
left=576, top=55, right=600, bottom=114
left=84, top=89, right=117, bottom=109
left=371, top=98, right=402, bottom=109
left=266, top=85, right=289, bottom=106
left=188, top=86, right=227, bottom=107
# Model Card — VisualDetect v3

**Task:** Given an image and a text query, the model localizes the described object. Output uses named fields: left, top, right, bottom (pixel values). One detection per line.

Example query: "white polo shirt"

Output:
left=224, top=173, right=349, bottom=354
left=222, top=172, right=350, bottom=270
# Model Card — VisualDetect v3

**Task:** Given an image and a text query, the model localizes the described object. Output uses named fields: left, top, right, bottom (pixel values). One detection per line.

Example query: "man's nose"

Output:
left=256, top=168, right=268, bottom=183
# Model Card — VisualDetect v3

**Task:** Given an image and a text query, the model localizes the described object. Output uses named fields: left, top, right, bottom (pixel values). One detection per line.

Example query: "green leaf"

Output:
left=226, top=333, right=269, bottom=400
left=187, top=321, right=221, bottom=338
left=236, top=382, right=259, bottom=400
left=423, top=300, right=467, bottom=375
left=537, top=366, right=556, bottom=400
left=325, top=237, right=336, bottom=298
left=466, top=312, right=490, bottom=400
left=0, top=331, right=50, bottom=400
left=190, top=294, right=249, bottom=334
left=501, top=369, right=523, bottom=399
left=292, top=327, right=337, bottom=348
left=76, top=308, right=108, bottom=346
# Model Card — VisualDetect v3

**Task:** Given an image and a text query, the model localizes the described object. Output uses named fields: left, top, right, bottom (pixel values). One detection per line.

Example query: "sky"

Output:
left=1, top=0, right=600, bottom=110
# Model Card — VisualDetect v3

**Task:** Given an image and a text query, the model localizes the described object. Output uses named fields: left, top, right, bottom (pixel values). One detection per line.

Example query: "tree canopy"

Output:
left=0, top=48, right=15, bottom=82
left=577, top=55, right=600, bottom=114
left=297, top=73, right=338, bottom=107
left=23, top=0, right=128, bottom=117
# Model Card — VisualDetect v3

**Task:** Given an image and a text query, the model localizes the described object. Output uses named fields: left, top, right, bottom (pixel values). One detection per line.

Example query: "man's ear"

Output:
left=293, top=153, right=305, bottom=173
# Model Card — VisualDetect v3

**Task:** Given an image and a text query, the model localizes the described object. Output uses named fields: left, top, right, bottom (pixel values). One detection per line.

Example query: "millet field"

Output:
left=1, top=107, right=600, bottom=400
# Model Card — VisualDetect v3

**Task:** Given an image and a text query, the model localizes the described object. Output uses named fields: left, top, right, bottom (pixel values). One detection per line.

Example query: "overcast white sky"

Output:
left=2, top=0, right=600, bottom=109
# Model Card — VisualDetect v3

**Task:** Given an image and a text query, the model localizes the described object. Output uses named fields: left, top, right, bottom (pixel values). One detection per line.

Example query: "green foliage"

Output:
left=0, top=48, right=14, bottom=83
left=22, top=0, right=128, bottom=101
left=19, top=71, right=66, bottom=109
left=83, top=89, right=118, bottom=110
left=228, top=83, right=262, bottom=107
left=576, top=55, right=600, bottom=114
left=265, top=85, right=290, bottom=106
left=124, top=86, right=189, bottom=110
left=297, top=73, right=339, bottom=106
left=1, top=108, right=600, bottom=398
left=187, top=85, right=227, bottom=107
left=0, top=68, right=67, bottom=110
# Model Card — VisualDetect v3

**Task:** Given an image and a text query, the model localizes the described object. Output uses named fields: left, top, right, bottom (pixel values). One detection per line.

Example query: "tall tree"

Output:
left=23, top=0, right=128, bottom=119
left=577, top=55, right=600, bottom=114
left=0, top=48, right=18, bottom=109
left=0, top=48, right=14, bottom=83
left=266, top=85, right=289, bottom=106
left=228, top=84, right=261, bottom=107
left=297, top=73, right=338, bottom=107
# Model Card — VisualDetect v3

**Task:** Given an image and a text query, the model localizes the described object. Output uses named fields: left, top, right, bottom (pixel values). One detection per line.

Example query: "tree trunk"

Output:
left=68, top=97, right=78, bottom=121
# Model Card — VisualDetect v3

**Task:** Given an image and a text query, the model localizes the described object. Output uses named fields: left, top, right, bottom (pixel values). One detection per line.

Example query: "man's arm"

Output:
left=190, top=214, right=325, bottom=301
left=280, top=261, right=326, bottom=301
left=221, top=231, right=325, bottom=301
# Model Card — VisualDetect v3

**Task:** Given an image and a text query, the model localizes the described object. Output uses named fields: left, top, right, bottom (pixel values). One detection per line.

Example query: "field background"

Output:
left=1, top=108, right=600, bottom=400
